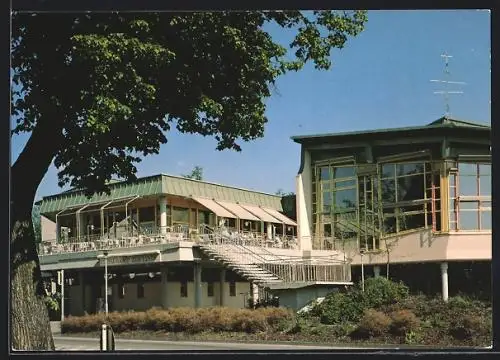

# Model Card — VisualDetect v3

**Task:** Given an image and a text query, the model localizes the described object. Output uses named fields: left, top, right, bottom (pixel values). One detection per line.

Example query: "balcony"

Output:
left=37, top=225, right=299, bottom=256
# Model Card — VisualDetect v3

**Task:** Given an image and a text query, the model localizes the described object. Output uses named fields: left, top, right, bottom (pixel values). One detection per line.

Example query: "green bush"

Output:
left=352, top=309, right=392, bottom=339
left=317, top=292, right=366, bottom=324
left=389, top=309, right=420, bottom=336
left=362, top=277, right=409, bottom=308
left=313, top=278, right=410, bottom=325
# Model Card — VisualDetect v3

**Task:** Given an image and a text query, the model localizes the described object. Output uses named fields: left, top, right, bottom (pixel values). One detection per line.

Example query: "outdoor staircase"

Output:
left=199, top=243, right=283, bottom=287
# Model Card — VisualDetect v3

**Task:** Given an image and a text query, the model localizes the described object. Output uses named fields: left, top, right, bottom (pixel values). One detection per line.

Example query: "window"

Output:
left=137, top=283, right=145, bottom=298
left=140, top=207, right=155, bottom=222
left=180, top=281, right=188, bottom=298
left=450, top=163, right=491, bottom=231
left=207, top=282, right=214, bottom=297
left=118, top=283, right=125, bottom=299
left=380, top=162, right=439, bottom=234
left=229, top=281, right=236, bottom=297
left=172, top=207, right=189, bottom=224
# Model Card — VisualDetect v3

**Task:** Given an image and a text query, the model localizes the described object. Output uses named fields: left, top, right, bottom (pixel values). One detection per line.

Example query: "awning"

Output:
left=261, top=207, right=297, bottom=226
left=192, top=197, right=236, bottom=219
left=239, top=204, right=282, bottom=223
left=40, top=259, right=99, bottom=271
left=214, top=200, right=260, bottom=221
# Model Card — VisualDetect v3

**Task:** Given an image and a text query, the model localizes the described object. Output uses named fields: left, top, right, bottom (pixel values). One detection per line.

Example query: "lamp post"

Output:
left=360, top=248, right=366, bottom=293
left=103, top=251, right=109, bottom=316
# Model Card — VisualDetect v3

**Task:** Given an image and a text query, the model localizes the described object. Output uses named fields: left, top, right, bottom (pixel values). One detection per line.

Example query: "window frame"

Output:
left=449, top=162, right=491, bottom=231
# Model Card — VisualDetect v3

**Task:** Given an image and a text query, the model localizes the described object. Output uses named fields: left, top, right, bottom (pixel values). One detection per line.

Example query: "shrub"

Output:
left=317, top=292, right=366, bottom=324
left=362, top=277, right=409, bottom=309
left=231, top=309, right=268, bottom=333
left=389, top=309, right=420, bottom=336
left=449, top=314, right=491, bottom=341
left=352, top=309, right=392, bottom=339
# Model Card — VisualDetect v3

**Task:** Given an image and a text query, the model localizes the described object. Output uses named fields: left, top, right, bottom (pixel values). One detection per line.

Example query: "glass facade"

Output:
left=449, top=163, right=491, bottom=231
left=313, top=160, right=443, bottom=251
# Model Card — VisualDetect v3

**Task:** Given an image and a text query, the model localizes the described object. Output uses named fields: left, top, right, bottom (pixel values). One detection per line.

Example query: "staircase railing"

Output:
left=201, top=232, right=351, bottom=284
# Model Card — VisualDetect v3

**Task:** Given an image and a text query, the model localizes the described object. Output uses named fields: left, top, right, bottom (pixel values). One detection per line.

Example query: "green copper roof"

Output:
left=291, top=116, right=491, bottom=143
left=39, top=174, right=283, bottom=215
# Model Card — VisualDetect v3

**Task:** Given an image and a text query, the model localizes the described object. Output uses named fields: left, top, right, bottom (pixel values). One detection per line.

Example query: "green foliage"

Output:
left=361, top=277, right=409, bottom=308
left=313, top=278, right=410, bottom=325
left=182, top=166, right=203, bottom=180
left=31, top=204, right=42, bottom=244
left=275, top=189, right=295, bottom=196
left=44, top=292, right=61, bottom=312
left=11, top=11, right=367, bottom=196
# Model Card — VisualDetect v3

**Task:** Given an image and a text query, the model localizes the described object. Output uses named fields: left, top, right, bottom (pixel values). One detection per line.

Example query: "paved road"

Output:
left=53, top=336, right=365, bottom=351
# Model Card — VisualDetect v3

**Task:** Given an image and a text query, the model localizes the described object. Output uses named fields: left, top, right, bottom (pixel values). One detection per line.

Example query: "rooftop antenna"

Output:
left=430, top=52, right=466, bottom=119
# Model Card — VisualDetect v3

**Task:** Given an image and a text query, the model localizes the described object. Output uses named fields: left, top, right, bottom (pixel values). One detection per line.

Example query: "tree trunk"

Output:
left=11, top=213, right=55, bottom=351
left=10, top=115, right=64, bottom=351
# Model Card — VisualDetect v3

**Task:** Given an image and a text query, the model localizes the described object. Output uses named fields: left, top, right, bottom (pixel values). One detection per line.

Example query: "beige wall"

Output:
left=349, top=230, right=492, bottom=266
left=74, top=280, right=251, bottom=314
left=41, top=216, right=57, bottom=242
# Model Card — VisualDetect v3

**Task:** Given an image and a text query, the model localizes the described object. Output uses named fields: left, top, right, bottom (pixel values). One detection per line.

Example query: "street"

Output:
left=53, top=336, right=365, bottom=351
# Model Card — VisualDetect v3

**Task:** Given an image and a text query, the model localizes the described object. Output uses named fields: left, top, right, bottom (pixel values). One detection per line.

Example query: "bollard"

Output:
left=100, top=323, right=115, bottom=351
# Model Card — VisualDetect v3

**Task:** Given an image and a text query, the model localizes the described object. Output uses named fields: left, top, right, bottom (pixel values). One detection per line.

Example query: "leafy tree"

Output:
left=10, top=11, right=367, bottom=349
left=182, top=165, right=203, bottom=180
left=275, top=189, right=295, bottom=196
left=31, top=204, right=42, bottom=244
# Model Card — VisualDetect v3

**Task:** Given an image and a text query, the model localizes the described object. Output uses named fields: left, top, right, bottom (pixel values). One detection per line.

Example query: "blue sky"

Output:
left=11, top=10, right=491, bottom=201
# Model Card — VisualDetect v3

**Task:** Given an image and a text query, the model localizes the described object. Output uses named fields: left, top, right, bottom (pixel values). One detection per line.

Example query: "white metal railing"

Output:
left=39, top=225, right=294, bottom=256
left=199, top=232, right=351, bottom=284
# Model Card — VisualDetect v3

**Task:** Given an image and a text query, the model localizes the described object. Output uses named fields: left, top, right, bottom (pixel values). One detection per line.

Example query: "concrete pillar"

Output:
left=296, top=173, right=312, bottom=251
left=251, top=283, right=259, bottom=307
left=266, top=223, right=273, bottom=240
left=374, top=266, right=381, bottom=278
left=194, top=262, right=202, bottom=308
left=219, top=268, right=226, bottom=307
left=161, top=267, right=169, bottom=309
left=441, top=262, right=449, bottom=302
left=159, top=197, right=168, bottom=234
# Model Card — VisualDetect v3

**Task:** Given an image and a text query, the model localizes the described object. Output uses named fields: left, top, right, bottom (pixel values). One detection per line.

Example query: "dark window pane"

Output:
left=399, top=213, right=425, bottom=231
left=180, top=281, right=188, bottom=297
left=397, top=163, right=425, bottom=176
left=229, top=281, right=236, bottom=297
left=458, top=163, right=478, bottom=175
left=320, top=167, right=330, bottom=180
left=334, top=188, right=357, bottom=209
left=459, top=211, right=479, bottom=230
left=479, top=175, right=491, bottom=196
left=334, top=166, right=356, bottom=179
left=172, top=207, right=189, bottom=223
left=381, top=179, right=396, bottom=203
left=207, top=282, right=214, bottom=297
left=381, top=164, right=395, bottom=178
left=479, top=164, right=491, bottom=175
left=397, top=174, right=425, bottom=201
left=137, top=283, right=145, bottom=298
left=481, top=211, right=491, bottom=230
left=140, top=207, right=155, bottom=222
left=458, top=176, right=478, bottom=196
